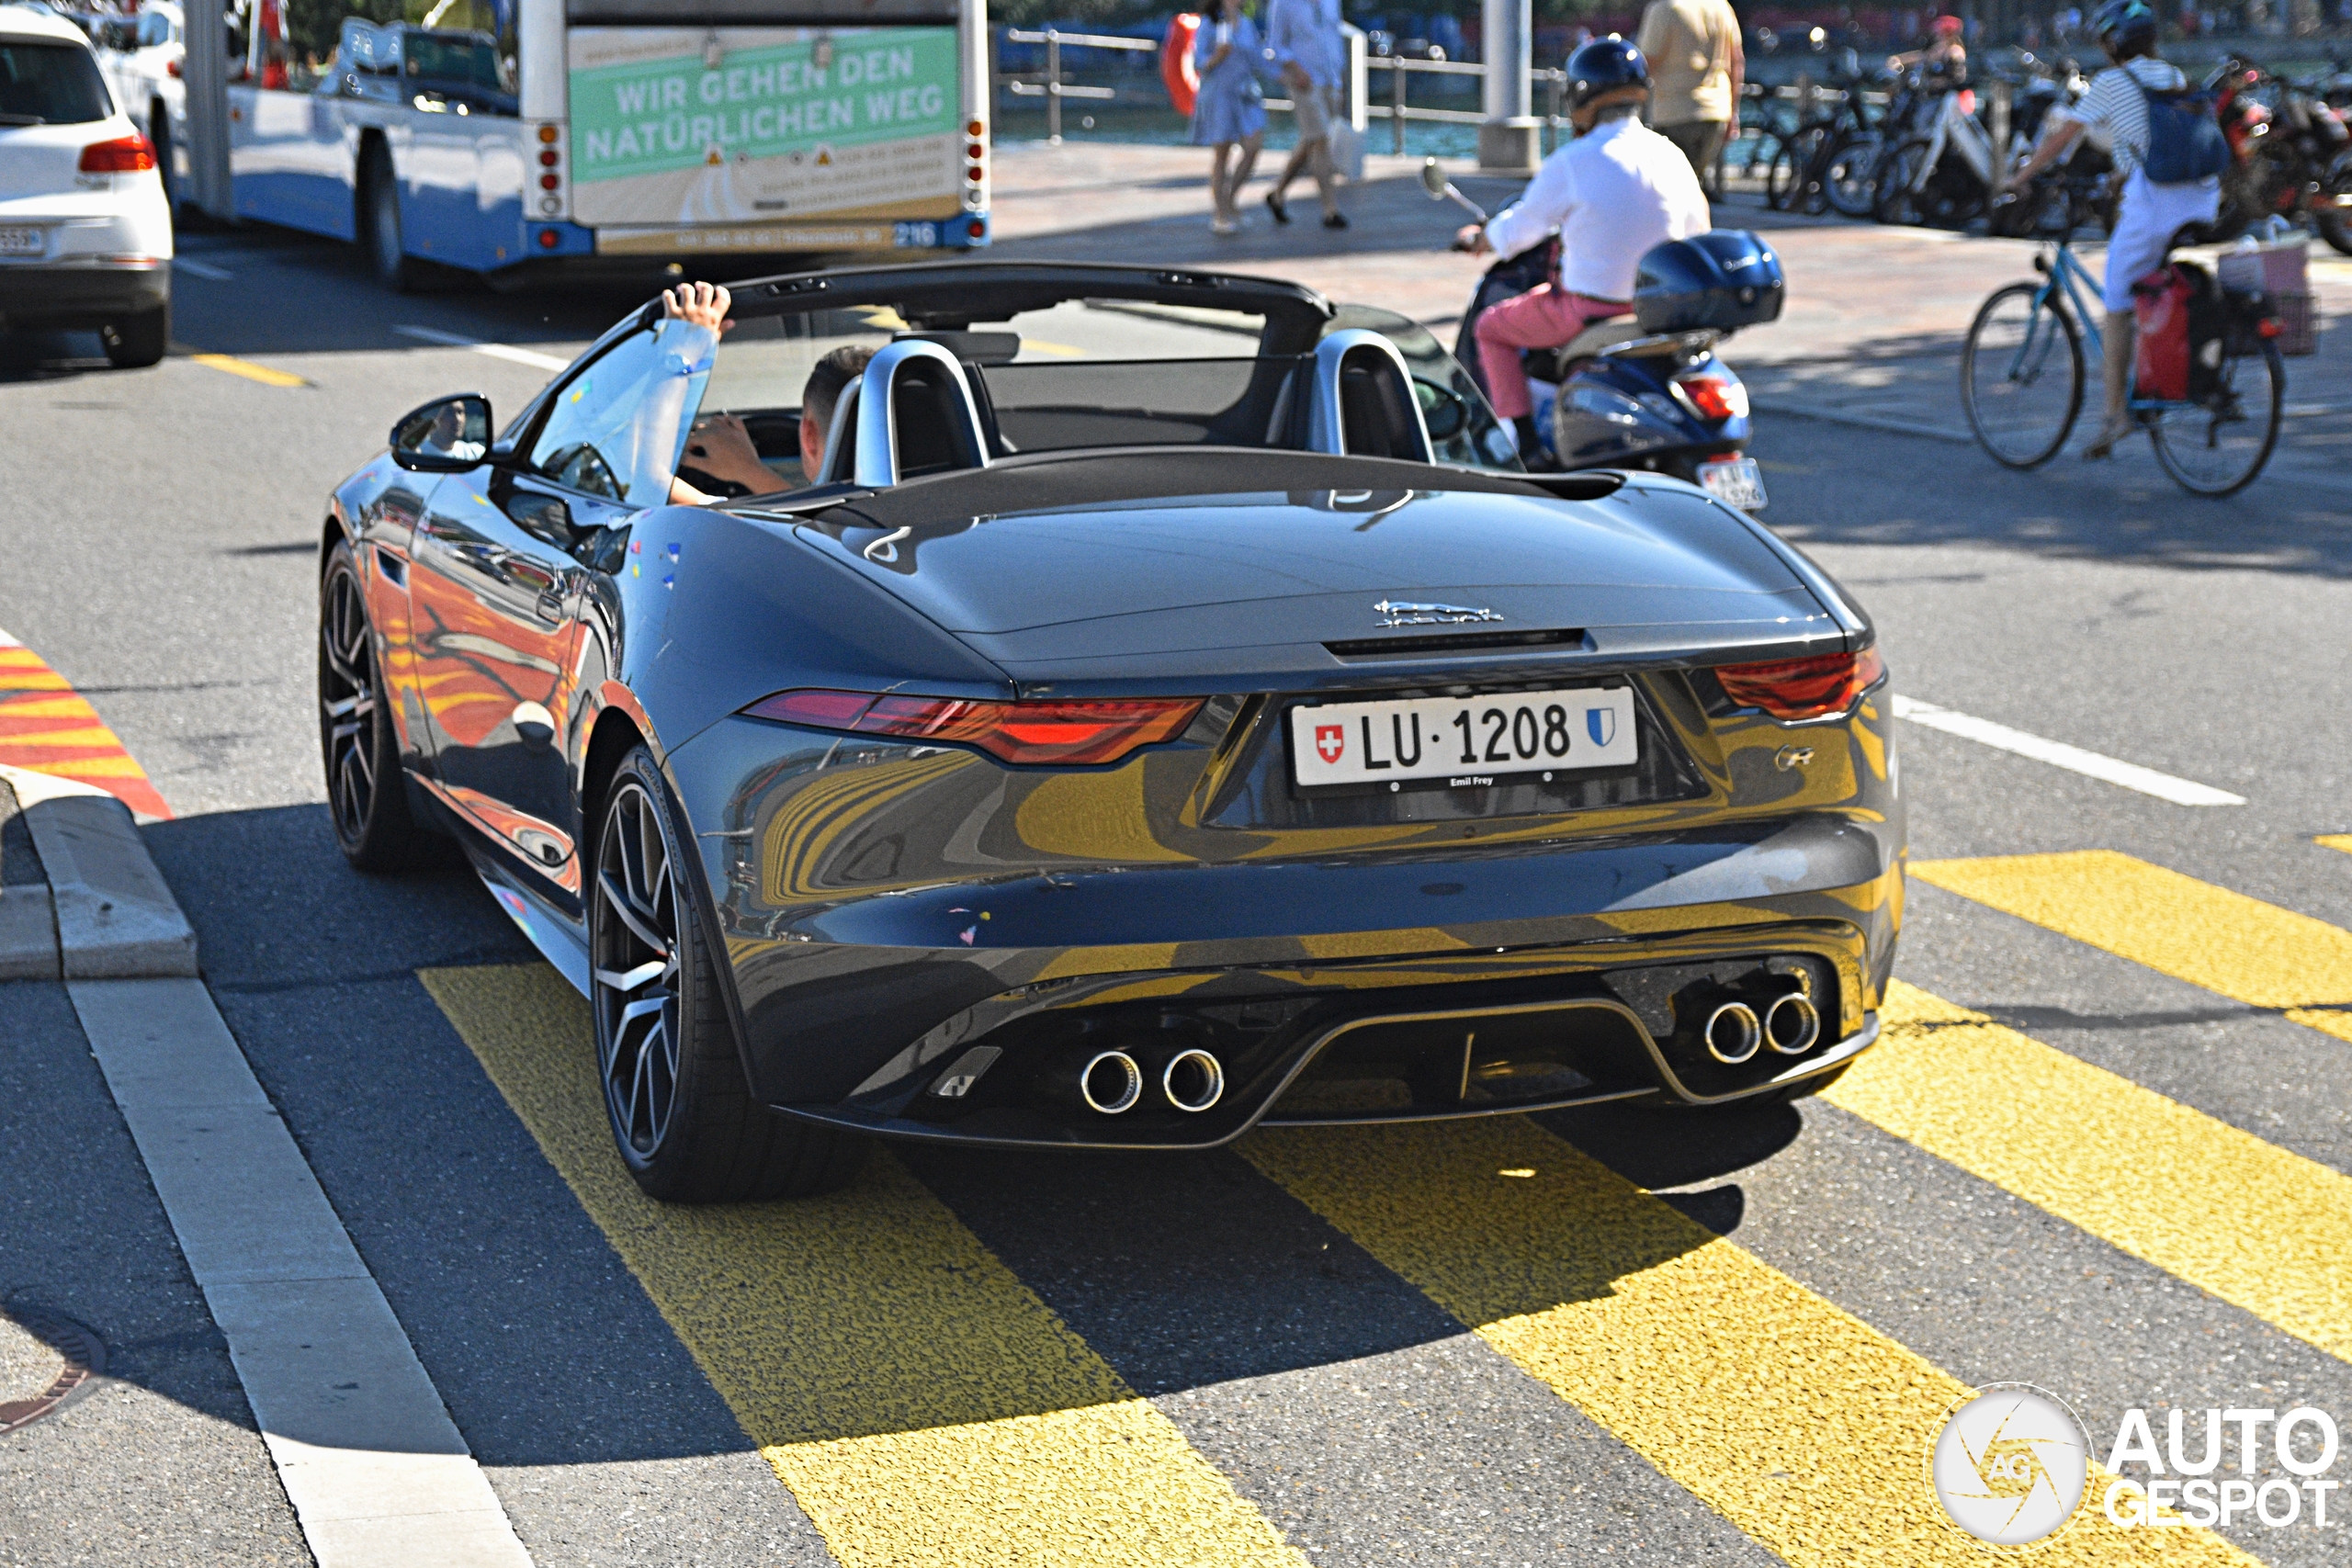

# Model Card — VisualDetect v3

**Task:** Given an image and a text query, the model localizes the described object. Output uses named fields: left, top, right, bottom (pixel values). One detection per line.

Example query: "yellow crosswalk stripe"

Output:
left=1825, top=980, right=2352, bottom=1361
left=1244, top=1120, right=2252, bottom=1567
left=1913, top=851, right=2352, bottom=1046
left=419, top=964, right=1303, bottom=1568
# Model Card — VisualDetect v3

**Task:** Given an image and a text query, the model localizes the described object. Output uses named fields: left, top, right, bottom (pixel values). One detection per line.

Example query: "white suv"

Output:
left=0, top=1, right=174, bottom=367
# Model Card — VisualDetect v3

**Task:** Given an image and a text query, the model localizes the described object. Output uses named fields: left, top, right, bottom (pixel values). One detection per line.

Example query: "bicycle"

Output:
left=1960, top=236, right=2285, bottom=497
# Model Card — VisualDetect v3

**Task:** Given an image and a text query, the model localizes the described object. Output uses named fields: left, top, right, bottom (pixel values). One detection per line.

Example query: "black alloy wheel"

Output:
left=319, top=540, right=433, bottom=869
left=590, top=747, right=867, bottom=1202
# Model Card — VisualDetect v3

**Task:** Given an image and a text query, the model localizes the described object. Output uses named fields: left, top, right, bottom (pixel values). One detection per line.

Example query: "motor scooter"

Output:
left=1420, top=158, right=1780, bottom=511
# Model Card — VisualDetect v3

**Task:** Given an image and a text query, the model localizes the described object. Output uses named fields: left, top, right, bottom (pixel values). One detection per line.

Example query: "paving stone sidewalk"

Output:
left=989, top=140, right=2352, bottom=484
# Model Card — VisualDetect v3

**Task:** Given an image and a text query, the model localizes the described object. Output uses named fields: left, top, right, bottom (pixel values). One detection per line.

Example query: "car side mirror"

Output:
left=1420, top=156, right=1449, bottom=199
left=1414, top=378, right=1469, bottom=440
left=390, top=393, right=492, bottom=472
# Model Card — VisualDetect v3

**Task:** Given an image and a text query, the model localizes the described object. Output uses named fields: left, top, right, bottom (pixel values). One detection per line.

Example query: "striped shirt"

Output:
left=2056, top=55, right=2188, bottom=179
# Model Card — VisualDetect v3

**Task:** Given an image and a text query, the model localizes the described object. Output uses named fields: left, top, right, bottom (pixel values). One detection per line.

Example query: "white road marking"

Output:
left=394, top=325, right=571, bottom=373
left=1892, top=694, right=2246, bottom=807
left=171, top=256, right=236, bottom=280
left=68, top=978, right=536, bottom=1568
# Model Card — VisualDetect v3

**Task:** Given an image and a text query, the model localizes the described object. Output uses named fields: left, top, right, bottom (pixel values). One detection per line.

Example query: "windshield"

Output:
left=0, top=41, right=112, bottom=124
left=690, top=296, right=1516, bottom=491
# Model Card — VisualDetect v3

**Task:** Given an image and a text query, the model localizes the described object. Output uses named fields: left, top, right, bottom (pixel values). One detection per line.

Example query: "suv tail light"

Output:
left=745, top=689, right=1203, bottom=766
left=1673, top=373, right=1749, bottom=424
left=1714, top=646, right=1883, bottom=720
left=79, top=133, right=157, bottom=173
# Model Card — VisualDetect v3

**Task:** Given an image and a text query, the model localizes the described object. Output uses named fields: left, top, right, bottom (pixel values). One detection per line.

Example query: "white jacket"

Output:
left=1484, top=115, right=1713, bottom=299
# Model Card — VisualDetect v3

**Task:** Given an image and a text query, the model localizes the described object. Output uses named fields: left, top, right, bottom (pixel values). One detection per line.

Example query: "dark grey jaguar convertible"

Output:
left=321, top=261, right=1903, bottom=1201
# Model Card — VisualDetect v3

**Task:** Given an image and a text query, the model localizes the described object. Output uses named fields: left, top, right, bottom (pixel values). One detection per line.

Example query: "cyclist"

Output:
left=1888, top=14, right=1968, bottom=80
left=2001, top=0, right=2222, bottom=457
left=1456, top=37, right=1711, bottom=467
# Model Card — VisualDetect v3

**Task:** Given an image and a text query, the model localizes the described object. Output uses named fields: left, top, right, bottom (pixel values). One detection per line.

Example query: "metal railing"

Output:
left=1001, top=27, right=1157, bottom=143
left=996, top=36, right=1893, bottom=163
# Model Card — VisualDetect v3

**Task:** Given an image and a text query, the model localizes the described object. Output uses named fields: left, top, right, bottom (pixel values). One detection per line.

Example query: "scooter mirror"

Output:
left=1420, top=157, right=1450, bottom=199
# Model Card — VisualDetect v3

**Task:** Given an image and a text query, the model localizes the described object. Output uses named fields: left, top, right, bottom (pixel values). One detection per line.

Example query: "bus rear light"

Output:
left=79, top=133, right=156, bottom=173
left=967, top=165, right=983, bottom=183
left=537, top=226, right=560, bottom=248
left=967, top=141, right=984, bottom=160
left=539, top=173, right=560, bottom=190
left=537, top=123, right=559, bottom=143
left=538, top=149, right=558, bottom=166
left=164, top=57, right=180, bottom=77
left=967, top=218, right=985, bottom=239
left=1714, top=646, right=1884, bottom=721
left=745, top=690, right=1203, bottom=766
left=967, top=118, right=984, bottom=136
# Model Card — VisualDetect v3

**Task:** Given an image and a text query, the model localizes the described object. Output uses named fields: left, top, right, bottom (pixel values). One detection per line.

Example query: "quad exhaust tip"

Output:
left=1765, top=992, right=1821, bottom=1055
left=1080, top=1050, right=1144, bottom=1114
left=1162, top=1048, right=1225, bottom=1113
left=1703, top=1001, right=1763, bottom=1065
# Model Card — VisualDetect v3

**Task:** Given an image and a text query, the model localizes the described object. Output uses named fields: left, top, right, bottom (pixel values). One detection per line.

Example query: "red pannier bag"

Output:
left=2132, top=265, right=2194, bottom=401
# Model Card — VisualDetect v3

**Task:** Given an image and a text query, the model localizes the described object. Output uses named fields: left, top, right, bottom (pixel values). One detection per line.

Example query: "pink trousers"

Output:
left=1474, top=285, right=1633, bottom=419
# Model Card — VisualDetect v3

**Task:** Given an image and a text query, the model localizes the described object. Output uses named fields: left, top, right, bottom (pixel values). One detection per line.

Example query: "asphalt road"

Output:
left=2, top=217, right=2350, bottom=1568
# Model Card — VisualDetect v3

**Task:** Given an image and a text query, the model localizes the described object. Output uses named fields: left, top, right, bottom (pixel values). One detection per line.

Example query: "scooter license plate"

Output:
left=1697, top=457, right=1769, bottom=511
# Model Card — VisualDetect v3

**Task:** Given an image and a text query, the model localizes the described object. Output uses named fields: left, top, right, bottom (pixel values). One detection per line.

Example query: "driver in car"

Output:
left=662, top=283, right=879, bottom=502
left=1455, top=38, right=1711, bottom=468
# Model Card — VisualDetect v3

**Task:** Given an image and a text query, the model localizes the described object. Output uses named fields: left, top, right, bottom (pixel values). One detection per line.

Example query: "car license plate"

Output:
left=1697, top=456, right=1768, bottom=511
left=0, top=227, right=46, bottom=258
left=1291, top=686, right=1638, bottom=790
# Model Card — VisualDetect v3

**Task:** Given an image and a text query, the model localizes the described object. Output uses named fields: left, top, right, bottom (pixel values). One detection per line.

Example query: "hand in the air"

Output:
left=1454, top=223, right=1491, bottom=254
left=662, top=280, right=736, bottom=335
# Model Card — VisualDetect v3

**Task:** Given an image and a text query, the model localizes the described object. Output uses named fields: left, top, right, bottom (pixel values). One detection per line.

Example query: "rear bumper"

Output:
left=666, top=683, right=1904, bottom=1148
left=0, top=261, right=168, bottom=329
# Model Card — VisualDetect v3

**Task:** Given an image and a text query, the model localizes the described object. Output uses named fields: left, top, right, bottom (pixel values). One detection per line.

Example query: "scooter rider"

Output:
left=2002, top=0, right=2221, bottom=457
left=1456, top=37, right=1711, bottom=467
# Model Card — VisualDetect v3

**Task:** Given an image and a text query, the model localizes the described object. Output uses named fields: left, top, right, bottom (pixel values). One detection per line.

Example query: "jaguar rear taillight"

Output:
left=1714, top=646, right=1883, bottom=720
left=745, top=689, right=1203, bottom=765
left=79, top=133, right=157, bottom=173
left=1674, top=373, right=1748, bottom=423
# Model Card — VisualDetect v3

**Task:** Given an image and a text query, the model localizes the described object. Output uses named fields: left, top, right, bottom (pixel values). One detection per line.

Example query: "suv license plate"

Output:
left=0, top=227, right=46, bottom=258
left=1698, top=456, right=1768, bottom=511
left=1291, top=686, right=1638, bottom=790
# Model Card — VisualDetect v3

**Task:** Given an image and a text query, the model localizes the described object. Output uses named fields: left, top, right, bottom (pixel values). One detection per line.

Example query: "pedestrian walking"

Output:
left=1263, top=0, right=1348, bottom=228
left=1191, top=0, right=1269, bottom=234
left=1635, top=0, right=1744, bottom=194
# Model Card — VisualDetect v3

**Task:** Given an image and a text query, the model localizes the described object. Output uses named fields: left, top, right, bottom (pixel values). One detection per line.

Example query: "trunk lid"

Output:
left=793, top=465, right=1838, bottom=690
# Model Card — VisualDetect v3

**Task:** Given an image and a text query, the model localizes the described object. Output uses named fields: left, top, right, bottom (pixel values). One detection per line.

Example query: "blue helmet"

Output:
left=1566, top=36, right=1647, bottom=111
left=2091, top=0, right=2158, bottom=54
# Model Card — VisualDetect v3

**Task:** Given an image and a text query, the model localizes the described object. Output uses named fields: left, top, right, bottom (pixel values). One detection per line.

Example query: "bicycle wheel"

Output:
left=1961, top=281, right=2085, bottom=468
left=1768, top=124, right=1826, bottom=209
left=1823, top=130, right=1883, bottom=217
left=1873, top=138, right=1931, bottom=224
left=2147, top=340, right=2284, bottom=497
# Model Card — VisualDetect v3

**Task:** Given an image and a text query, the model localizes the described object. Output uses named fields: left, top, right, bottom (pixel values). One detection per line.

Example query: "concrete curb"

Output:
left=0, top=763, right=198, bottom=980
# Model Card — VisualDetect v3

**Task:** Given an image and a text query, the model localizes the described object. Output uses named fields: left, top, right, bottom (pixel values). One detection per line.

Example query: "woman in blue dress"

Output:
left=1190, top=0, right=1269, bottom=234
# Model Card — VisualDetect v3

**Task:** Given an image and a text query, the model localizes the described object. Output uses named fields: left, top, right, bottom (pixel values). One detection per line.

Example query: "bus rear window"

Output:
left=0, top=43, right=112, bottom=126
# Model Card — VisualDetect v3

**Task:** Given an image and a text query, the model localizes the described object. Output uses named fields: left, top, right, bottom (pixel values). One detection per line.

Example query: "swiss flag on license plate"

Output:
left=1315, top=724, right=1345, bottom=764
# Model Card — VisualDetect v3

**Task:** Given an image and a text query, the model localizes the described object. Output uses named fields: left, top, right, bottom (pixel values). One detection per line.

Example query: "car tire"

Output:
left=359, top=144, right=417, bottom=294
left=320, top=540, right=437, bottom=871
left=101, top=301, right=169, bottom=368
left=591, top=746, right=869, bottom=1203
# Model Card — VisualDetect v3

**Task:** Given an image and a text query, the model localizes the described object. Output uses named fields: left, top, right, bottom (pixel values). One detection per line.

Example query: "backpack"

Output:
left=2135, top=77, right=2231, bottom=184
